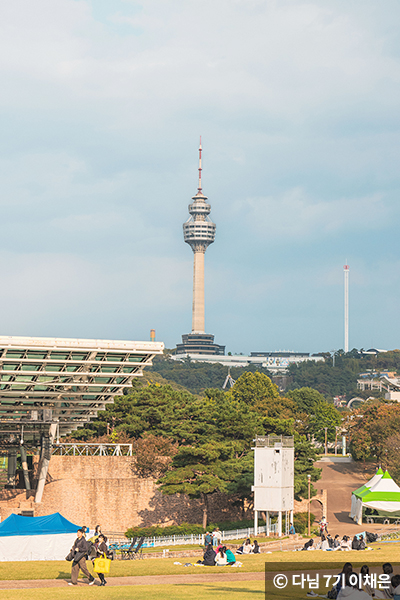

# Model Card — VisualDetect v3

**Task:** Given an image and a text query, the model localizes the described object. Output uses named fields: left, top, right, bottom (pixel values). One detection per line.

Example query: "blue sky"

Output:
left=0, top=0, right=399, bottom=354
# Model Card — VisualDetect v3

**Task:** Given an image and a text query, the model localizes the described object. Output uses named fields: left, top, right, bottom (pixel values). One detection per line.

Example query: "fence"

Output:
left=108, top=524, right=278, bottom=548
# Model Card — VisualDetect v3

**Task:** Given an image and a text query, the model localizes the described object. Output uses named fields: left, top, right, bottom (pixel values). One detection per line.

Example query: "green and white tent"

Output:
left=352, top=469, right=400, bottom=525
left=350, top=467, right=383, bottom=521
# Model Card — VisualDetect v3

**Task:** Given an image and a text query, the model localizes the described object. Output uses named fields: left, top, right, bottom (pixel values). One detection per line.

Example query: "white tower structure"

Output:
left=252, top=435, right=294, bottom=537
left=176, top=140, right=224, bottom=356
left=183, top=138, right=215, bottom=333
left=344, top=264, right=349, bottom=353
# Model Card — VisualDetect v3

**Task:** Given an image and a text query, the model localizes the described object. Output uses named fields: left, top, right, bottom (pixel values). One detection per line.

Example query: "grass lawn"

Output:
left=0, top=543, right=399, bottom=581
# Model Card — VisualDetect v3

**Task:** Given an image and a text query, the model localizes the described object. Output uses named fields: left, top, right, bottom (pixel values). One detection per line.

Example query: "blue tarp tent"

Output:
left=0, top=512, right=80, bottom=537
left=0, top=512, right=81, bottom=561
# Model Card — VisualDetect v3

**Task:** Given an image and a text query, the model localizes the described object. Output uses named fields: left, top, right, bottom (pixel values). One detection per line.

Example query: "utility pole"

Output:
left=308, top=474, right=311, bottom=536
left=344, top=264, right=349, bottom=353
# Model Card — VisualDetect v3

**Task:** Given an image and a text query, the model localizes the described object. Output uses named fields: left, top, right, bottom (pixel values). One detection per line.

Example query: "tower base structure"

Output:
left=176, top=333, right=225, bottom=356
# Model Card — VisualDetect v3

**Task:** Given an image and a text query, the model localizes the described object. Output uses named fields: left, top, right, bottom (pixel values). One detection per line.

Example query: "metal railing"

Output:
left=52, top=443, right=133, bottom=456
left=108, top=524, right=277, bottom=549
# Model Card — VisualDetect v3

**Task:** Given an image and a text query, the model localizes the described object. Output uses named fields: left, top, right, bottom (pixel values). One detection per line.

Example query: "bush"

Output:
left=293, top=512, right=315, bottom=534
left=125, top=518, right=265, bottom=539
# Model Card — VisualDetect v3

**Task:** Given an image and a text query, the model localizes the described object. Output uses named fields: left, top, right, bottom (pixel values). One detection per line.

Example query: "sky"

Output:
left=0, top=0, right=400, bottom=355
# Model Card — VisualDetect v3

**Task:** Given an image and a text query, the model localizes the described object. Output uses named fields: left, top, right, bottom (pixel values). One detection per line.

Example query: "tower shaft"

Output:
left=192, top=249, right=205, bottom=333
left=344, top=264, right=349, bottom=353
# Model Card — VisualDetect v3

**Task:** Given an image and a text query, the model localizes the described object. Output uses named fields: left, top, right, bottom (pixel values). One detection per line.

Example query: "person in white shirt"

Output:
left=215, top=548, right=227, bottom=566
left=242, top=539, right=253, bottom=554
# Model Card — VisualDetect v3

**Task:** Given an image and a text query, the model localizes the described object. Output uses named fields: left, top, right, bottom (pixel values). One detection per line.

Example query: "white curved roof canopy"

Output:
left=0, top=335, right=164, bottom=445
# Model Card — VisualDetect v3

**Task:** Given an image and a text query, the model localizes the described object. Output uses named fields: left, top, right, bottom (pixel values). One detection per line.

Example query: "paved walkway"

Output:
left=315, top=458, right=386, bottom=537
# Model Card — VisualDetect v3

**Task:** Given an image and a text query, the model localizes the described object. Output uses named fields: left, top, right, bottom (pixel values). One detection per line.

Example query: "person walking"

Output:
left=69, top=528, right=95, bottom=586
left=93, top=534, right=109, bottom=586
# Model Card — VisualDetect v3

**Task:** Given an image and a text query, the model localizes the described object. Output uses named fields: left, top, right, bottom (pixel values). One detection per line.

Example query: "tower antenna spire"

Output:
left=198, top=136, right=202, bottom=192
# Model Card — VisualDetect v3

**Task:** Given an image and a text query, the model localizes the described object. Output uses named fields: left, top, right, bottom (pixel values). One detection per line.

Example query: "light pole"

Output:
left=307, top=474, right=311, bottom=536
left=335, top=427, right=338, bottom=456
left=324, top=427, right=328, bottom=455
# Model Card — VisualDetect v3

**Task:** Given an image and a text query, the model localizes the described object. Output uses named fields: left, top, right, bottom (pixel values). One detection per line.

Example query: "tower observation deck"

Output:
left=176, top=140, right=225, bottom=356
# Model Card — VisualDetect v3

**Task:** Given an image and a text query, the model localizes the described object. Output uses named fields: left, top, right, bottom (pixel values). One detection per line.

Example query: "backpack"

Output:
left=86, top=540, right=97, bottom=559
left=327, top=587, right=338, bottom=599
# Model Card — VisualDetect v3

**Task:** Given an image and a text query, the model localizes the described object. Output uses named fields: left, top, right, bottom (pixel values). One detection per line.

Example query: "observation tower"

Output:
left=176, top=140, right=225, bottom=355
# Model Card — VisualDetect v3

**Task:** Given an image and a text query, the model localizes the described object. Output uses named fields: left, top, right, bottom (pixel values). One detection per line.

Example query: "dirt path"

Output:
left=0, top=572, right=265, bottom=590
left=314, top=458, right=384, bottom=537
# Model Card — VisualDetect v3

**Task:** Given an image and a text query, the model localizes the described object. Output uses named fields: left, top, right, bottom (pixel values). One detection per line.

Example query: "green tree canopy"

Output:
left=287, top=387, right=325, bottom=413
left=308, top=403, right=342, bottom=443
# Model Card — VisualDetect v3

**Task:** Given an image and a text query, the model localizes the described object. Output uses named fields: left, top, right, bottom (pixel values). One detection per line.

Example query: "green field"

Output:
left=0, top=543, right=399, bottom=600
left=0, top=544, right=399, bottom=580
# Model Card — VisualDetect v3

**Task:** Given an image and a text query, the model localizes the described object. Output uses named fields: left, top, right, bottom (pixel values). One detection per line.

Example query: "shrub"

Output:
left=125, top=518, right=265, bottom=539
left=293, top=512, right=315, bottom=534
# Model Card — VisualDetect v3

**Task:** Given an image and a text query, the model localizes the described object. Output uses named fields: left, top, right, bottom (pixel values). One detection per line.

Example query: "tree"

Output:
left=347, top=400, right=400, bottom=472
left=293, top=433, right=322, bottom=499
left=158, top=441, right=240, bottom=528
left=132, top=434, right=178, bottom=478
left=231, top=371, right=279, bottom=408
left=287, top=387, right=325, bottom=413
left=308, top=403, right=341, bottom=443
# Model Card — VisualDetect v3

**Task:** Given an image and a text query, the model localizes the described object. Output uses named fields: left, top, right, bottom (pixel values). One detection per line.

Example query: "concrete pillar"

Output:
left=254, top=510, right=258, bottom=536
left=266, top=511, right=270, bottom=537
left=20, top=445, right=31, bottom=491
left=7, top=449, right=17, bottom=487
left=278, top=511, right=282, bottom=537
left=290, top=510, right=294, bottom=531
left=192, top=250, right=205, bottom=333
left=35, top=424, right=57, bottom=504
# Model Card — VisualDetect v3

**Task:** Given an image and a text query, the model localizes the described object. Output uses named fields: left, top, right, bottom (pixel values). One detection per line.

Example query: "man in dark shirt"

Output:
left=69, top=528, right=95, bottom=586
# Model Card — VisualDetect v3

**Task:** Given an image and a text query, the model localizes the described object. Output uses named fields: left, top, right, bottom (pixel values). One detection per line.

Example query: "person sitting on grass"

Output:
left=215, top=547, right=227, bottom=566
left=201, top=544, right=216, bottom=566
left=302, top=538, right=314, bottom=551
left=224, top=546, right=236, bottom=565
left=337, top=569, right=370, bottom=600
left=242, top=539, right=253, bottom=554
left=360, top=565, right=373, bottom=596
left=333, top=534, right=341, bottom=549
left=391, top=574, right=400, bottom=600
left=375, top=563, right=394, bottom=600
left=252, top=540, right=260, bottom=554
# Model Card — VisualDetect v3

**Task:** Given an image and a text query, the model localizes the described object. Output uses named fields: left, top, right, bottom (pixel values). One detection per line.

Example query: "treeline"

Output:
left=148, top=349, right=400, bottom=399
left=148, top=355, right=274, bottom=395
left=69, top=372, right=337, bottom=526
left=347, top=400, right=400, bottom=482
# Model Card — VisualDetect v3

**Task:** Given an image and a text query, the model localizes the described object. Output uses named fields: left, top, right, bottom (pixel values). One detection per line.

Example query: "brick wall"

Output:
left=0, top=455, right=242, bottom=531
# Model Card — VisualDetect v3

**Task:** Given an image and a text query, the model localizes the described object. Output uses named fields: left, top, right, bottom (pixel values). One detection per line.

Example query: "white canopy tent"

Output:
left=0, top=512, right=81, bottom=561
left=350, top=467, right=383, bottom=521
left=352, top=470, right=400, bottom=525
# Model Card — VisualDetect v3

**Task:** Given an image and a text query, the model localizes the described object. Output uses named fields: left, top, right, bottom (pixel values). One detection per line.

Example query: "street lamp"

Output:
left=307, top=474, right=311, bottom=536
left=335, top=427, right=338, bottom=456
left=324, top=427, right=328, bottom=455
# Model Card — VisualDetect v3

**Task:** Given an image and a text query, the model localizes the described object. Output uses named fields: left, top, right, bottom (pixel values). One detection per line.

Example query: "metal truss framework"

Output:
left=0, top=335, right=164, bottom=444
left=52, top=443, right=133, bottom=456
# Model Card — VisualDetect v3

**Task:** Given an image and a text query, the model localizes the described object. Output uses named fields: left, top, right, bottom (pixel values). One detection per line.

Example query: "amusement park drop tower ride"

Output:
left=183, top=140, right=216, bottom=334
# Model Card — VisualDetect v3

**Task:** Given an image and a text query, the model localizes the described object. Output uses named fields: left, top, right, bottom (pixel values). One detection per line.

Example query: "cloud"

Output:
left=233, top=188, right=390, bottom=243
left=0, top=1, right=400, bottom=351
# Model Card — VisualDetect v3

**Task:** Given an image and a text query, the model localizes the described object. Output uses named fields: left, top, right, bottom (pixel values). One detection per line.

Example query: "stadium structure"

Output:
left=0, top=335, right=163, bottom=503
